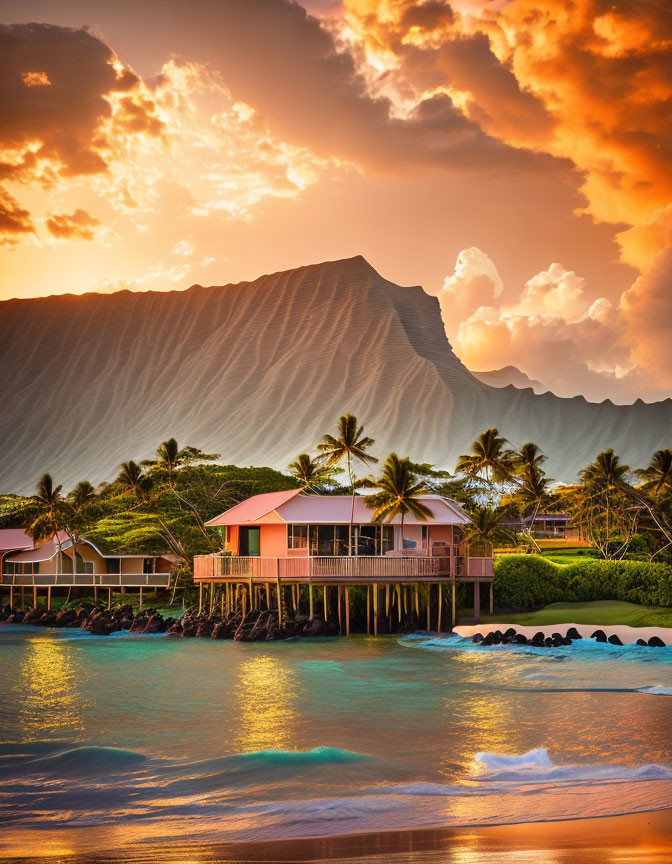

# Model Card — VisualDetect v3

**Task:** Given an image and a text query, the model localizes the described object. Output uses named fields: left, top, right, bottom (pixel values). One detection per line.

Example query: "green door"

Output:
left=240, top=527, right=261, bottom=556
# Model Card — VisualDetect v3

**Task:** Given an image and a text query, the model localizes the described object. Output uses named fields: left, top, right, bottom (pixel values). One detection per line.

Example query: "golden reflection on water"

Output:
left=18, top=637, right=85, bottom=734
left=233, top=655, right=301, bottom=752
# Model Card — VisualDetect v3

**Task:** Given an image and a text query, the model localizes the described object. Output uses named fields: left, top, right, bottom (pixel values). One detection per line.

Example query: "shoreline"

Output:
left=454, top=621, right=672, bottom=645
left=2, top=809, right=671, bottom=862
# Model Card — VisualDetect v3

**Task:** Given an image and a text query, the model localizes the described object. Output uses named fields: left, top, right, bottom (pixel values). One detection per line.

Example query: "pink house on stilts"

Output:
left=193, top=490, right=494, bottom=630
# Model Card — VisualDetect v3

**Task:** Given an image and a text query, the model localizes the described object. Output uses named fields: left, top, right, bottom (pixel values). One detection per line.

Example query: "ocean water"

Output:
left=0, top=626, right=671, bottom=861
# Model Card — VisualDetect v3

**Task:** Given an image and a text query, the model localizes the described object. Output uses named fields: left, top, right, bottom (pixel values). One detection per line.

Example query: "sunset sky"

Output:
left=1, top=0, right=670, bottom=403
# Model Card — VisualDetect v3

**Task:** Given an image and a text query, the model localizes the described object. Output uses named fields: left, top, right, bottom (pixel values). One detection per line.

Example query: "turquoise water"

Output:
left=0, top=626, right=671, bottom=859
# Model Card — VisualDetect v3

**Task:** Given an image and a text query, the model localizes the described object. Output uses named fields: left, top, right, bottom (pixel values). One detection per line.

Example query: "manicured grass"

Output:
left=483, top=600, right=672, bottom=629
left=541, top=552, right=600, bottom=565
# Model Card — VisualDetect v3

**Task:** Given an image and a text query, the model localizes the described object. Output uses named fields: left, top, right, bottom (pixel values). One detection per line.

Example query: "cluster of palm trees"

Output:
left=288, top=417, right=672, bottom=560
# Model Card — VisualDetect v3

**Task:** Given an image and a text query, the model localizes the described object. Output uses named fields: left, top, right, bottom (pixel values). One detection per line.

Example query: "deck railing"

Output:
left=1, top=573, right=172, bottom=588
left=193, top=553, right=493, bottom=582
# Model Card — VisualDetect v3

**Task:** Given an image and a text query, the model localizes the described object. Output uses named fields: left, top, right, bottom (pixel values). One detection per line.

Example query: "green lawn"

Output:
left=483, top=600, right=672, bottom=629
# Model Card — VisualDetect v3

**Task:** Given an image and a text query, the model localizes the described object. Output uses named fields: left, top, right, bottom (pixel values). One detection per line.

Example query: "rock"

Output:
left=544, top=637, right=553, bottom=647
left=22, top=608, right=42, bottom=624
left=591, top=629, right=607, bottom=642
left=166, top=620, right=184, bottom=636
left=607, top=634, right=623, bottom=645
left=143, top=613, right=166, bottom=634
left=565, top=627, right=581, bottom=640
left=551, top=632, right=563, bottom=641
left=515, top=634, right=528, bottom=644
left=648, top=636, right=666, bottom=647
left=504, top=628, right=517, bottom=639
left=472, top=632, right=484, bottom=643
left=636, top=638, right=648, bottom=646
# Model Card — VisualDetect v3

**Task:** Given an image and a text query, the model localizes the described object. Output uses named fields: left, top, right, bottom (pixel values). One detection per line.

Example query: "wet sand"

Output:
left=3, top=810, right=671, bottom=863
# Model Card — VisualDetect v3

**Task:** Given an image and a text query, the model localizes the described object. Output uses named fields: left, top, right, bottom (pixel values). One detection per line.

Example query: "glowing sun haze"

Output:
left=0, top=0, right=670, bottom=404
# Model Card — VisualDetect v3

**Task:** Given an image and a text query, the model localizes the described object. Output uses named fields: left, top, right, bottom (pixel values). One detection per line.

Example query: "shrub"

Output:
left=494, top=555, right=672, bottom=610
left=493, top=555, right=564, bottom=609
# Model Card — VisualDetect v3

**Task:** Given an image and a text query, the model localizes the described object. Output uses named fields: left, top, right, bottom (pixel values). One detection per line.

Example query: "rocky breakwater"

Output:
left=0, top=603, right=174, bottom=636
left=470, top=626, right=668, bottom=648
left=0, top=603, right=345, bottom=640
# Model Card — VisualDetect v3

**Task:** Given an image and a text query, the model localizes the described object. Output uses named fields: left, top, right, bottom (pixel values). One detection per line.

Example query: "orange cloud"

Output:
left=46, top=209, right=100, bottom=241
left=22, top=70, right=50, bottom=87
left=0, top=189, right=34, bottom=245
left=0, top=23, right=163, bottom=242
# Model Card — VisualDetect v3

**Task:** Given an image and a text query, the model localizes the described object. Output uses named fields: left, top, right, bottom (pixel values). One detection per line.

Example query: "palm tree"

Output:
left=68, top=480, right=96, bottom=511
left=511, top=442, right=552, bottom=546
left=464, top=507, right=515, bottom=553
left=116, top=461, right=154, bottom=501
left=574, top=449, right=633, bottom=558
left=318, top=414, right=378, bottom=537
left=362, top=453, right=433, bottom=551
left=636, top=449, right=672, bottom=494
left=287, top=453, right=333, bottom=491
left=456, top=427, right=516, bottom=504
left=26, top=474, right=66, bottom=575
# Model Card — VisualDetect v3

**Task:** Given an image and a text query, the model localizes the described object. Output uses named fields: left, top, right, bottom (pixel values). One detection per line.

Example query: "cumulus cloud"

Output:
left=440, top=250, right=657, bottom=401
left=45, top=209, right=100, bottom=240
left=0, top=190, right=34, bottom=245
left=0, top=22, right=162, bottom=243
left=620, top=248, right=672, bottom=389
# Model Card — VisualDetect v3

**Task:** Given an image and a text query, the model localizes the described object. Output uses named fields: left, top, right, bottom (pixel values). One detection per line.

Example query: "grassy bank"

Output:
left=483, top=600, right=672, bottom=628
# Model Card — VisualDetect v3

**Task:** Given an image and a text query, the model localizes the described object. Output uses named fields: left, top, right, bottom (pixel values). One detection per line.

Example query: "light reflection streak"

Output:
left=233, top=654, right=301, bottom=752
left=18, top=637, right=86, bottom=735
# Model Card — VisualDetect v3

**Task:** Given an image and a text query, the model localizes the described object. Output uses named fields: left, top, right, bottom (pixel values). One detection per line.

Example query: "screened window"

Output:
left=287, top=524, right=308, bottom=549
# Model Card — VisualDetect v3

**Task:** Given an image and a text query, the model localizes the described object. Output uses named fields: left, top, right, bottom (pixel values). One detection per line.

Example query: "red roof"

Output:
left=0, top=529, right=33, bottom=553
left=205, top=489, right=302, bottom=526
left=5, top=531, right=71, bottom=563
left=206, top=492, right=471, bottom=527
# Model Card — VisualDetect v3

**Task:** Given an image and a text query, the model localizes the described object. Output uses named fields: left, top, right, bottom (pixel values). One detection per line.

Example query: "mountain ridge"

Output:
left=1, top=255, right=670, bottom=494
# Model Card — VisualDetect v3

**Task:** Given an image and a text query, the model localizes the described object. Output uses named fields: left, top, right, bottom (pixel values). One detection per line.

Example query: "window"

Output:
left=288, top=524, right=308, bottom=549
left=106, top=558, right=121, bottom=574
left=382, top=525, right=394, bottom=554
left=143, top=558, right=155, bottom=574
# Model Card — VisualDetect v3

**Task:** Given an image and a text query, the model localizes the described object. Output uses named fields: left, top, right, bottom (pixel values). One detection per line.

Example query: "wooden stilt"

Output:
left=221, top=590, right=225, bottom=615
left=414, top=584, right=419, bottom=616
left=323, top=586, right=329, bottom=620
left=426, top=587, right=430, bottom=631
left=437, top=584, right=442, bottom=633
left=139, top=587, right=143, bottom=609
left=451, top=582, right=456, bottom=628
left=199, top=583, right=203, bottom=614
left=9, top=585, right=13, bottom=607
left=276, top=580, right=283, bottom=626
left=373, top=584, right=378, bottom=636
left=474, top=581, right=480, bottom=624
left=345, top=587, right=350, bottom=635
left=337, top=586, right=343, bottom=633
left=94, top=586, right=98, bottom=602
left=121, top=586, right=126, bottom=595
left=366, top=585, right=371, bottom=634
left=249, top=578, right=254, bottom=610
left=47, top=586, right=51, bottom=610
left=396, top=585, right=401, bottom=623
left=385, top=584, right=390, bottom=615
left=21, top=586, right=24, bottom=607
left=33, top=586, right=37, bottom=608
left=108, top=587, right=112, bottom=610
left=266, top=583, right=271, bottom=611
left=489, top=582, right=494, bottom=615
left=309, top=585, right=314, bottom=619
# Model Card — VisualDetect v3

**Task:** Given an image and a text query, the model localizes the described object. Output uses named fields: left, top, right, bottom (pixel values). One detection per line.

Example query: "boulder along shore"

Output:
left=0, top=603, right=427, bottom=639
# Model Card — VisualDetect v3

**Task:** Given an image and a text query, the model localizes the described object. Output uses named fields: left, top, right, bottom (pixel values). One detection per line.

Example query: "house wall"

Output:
left=38, top=553, right=72, bottom=575
left=430, top=525, right=453, bottom=544
left=226, top=525, right=239, bottom=554
left=121, top=557, right=147, bottom=575
left=261, top=524, right=288, bottom=557
left=68, top=544, right=107, bottom=571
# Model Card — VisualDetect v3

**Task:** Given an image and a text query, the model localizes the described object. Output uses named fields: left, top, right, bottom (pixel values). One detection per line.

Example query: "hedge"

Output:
left=493, top=555, right=672, bottom=610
